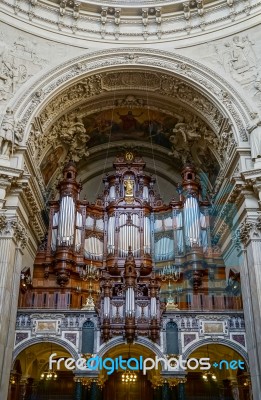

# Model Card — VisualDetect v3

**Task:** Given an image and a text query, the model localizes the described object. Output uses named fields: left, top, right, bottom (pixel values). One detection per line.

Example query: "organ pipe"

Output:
left=107, top=216, right=115, bottom=254
left=104, top=297, right=110, bottom=317
left=151, top=297, right=157, bottom=317
left=57, top=196, right=75, bottom=246
left=125, top=287, right=135, bottom=316
left=184, top=196, right=201, bottom=246
left=75, top=212, right=83, bottom=251
left=109, top=185, right=116, bottom=199
left=143, top=186, right=149, bottom=200
left=51, top=211, right=59, bottom=251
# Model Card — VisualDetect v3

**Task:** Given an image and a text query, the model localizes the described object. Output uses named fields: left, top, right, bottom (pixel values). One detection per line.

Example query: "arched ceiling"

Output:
left=14, top=46, right=252, bottom=212
left=27, top=67, right=232, bottom=202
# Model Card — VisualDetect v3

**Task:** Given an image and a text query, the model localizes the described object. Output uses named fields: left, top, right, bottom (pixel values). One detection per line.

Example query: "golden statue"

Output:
left=124, top=177, right=134, bottom=197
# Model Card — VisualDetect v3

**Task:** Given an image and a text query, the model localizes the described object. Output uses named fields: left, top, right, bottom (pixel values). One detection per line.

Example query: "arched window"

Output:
left=82, top=320, right=94, bottom=354
left=166, top=322, right=179, bottom=355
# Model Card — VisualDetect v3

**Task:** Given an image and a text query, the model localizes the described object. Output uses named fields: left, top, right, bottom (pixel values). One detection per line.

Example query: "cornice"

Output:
left=1, top=0, right=261, bottom=45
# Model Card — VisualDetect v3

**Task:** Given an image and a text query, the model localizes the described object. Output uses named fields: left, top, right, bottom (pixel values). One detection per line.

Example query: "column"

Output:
left=18, top=378, right=27, bottom=400
left=0, top=217, right=26, bottom=400
left=153, top=387, right=162, bottom=400
left=82, top=384, right=90, bottom=400
left=74, top=378, right=82, bottom=400
left=178, top=382, right=186, bottom=400
left=230, top=379, right=240, bottom=400
left=238, top=217, right=261, bottom=400
left=90, top=381, right=102, bottom=400
left=161, top=382, right=170, bottom=400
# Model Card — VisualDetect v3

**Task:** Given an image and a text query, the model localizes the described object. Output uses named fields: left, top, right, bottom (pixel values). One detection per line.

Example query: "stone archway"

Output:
left=97, top=342, right=161, bottom=400
left=10, top=341, right=75, bottom=400
left=3, top=48, right=257, bottom=185
left=184, top=343, right=251, bottom=400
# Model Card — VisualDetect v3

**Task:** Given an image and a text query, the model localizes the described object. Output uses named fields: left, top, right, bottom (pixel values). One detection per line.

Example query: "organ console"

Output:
left=20, top=151, right=242, bottom=343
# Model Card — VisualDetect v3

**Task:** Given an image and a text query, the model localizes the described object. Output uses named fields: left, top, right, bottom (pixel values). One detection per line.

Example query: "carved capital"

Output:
left=238, top=216, right=261, bottom=244
left=0, top=216, right=28, bottom=249
left=11, top=220, right=28, bottom=249
left=0, top=215, right=7, bottom=231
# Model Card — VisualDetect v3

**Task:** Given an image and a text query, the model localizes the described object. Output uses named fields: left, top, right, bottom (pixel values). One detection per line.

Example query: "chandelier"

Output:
left=41, top=343, right=58, bottom=381
left=121, top=370, right=137, bottom=384
left=202, top=346, right=217, bottom=382
left=160, top=264, right=180, bottom=282
left=202, top=371, right=217, bottom=382
left=121, top=345, right=137, bottom=384
left=40, top=370, right=58, bottom=381
left=79, top=261, right=99, bottom=310
left=79, top=261, right=99, bottom=281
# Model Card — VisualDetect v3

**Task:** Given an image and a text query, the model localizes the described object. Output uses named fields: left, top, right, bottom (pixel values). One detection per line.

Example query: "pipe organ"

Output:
left=22, top=152, right=241, bottom=345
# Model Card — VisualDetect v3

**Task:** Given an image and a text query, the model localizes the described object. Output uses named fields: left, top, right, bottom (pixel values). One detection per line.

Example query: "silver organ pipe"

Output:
left=132, top=288, right=135, bottom=313
left=75, top=212, right=83, bottom=251
left=51, top=211, right=59, bottom=251
left=109, top=185, right=116, bottom=199
left=86, top=215, right=94, bottom=229
left=184, top=196, right=201, bottom=246
left=176, top=212, right=184, bottom=253
left=104, top=297, right=110, bottom=317
left=125, top=287, right=135, bottom=316
left=151, top=297, right=157, bottom=317
left=143, top=186, right=149, bottom=200
left=84, top=235, right=103, bottom=260
left=96, top=218, right=104, bottom=231
left=126, top=288, right=128, bottom=313
left=151, top=213, right=155, bottom=257
left=200, top=212, right=208, bottom=251
left=107, top=216, right=115, bottom=254
left=155, top=236, right=174, bottom=261
left=57, top=196, right=75, bottom=246
left=165, top=215, right=172, bottom=229
left=144, top=217, right=151, bottom=254
left=118, top=214, right=140, bottom=257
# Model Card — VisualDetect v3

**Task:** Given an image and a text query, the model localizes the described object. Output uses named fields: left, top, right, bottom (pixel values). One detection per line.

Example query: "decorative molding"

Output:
left=1, top=0, right=261, bottom=44
left=238, top=216, right=261, bottom=244
left=8, top=49, right=252, bottom=146
left=0, top=216, right=28, bottom=249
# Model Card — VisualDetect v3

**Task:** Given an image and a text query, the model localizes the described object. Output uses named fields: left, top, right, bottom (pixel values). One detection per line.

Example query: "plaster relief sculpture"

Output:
left=249, top=123, right=261, bottom=168
left=168, top=119, right=220, bottom=168
left=0, top=34, right=47, bottom=103
left=253, top=72, right=261, bottom=101
left=32, top=114, right=90, bottom=168
left=39, top=71, right=225, bottom=137
left=0, top=108, right=22, bottom=156
left=212, top=35, right=257, bottom=84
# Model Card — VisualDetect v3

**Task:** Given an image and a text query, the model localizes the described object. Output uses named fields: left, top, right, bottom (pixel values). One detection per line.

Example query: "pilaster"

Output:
left=237, top=215, right=261, bottom=400
left=0, top=216, right=27, bottom=400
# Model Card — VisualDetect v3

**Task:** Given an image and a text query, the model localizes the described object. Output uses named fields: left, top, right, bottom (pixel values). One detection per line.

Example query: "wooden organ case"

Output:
left=19, top=152, right=242, bottom=345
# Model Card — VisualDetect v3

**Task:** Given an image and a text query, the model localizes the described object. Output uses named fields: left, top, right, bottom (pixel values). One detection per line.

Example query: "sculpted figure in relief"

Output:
left=213, top=35, right=257, bottom=83
left=250, top=124, right=261, bottom=163
left=168, top=119, right=223, bottom=169
left=0, top=108, right=17, bottom=156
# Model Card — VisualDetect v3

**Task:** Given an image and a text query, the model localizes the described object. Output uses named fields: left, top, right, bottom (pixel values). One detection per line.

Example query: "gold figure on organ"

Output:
left=124, top=177, right=134, bottom=197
